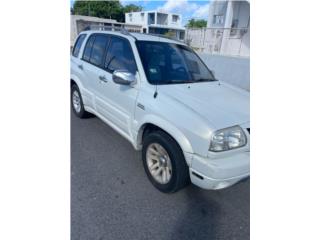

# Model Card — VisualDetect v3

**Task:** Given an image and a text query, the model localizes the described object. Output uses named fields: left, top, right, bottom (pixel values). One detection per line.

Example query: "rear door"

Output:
left=71, top=33, right=88, bottom=96
left=80, top=34, right=110, bottom=111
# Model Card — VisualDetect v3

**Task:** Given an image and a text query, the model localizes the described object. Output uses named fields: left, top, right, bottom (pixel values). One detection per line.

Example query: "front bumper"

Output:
left=185, top=151, right=250, bottom=190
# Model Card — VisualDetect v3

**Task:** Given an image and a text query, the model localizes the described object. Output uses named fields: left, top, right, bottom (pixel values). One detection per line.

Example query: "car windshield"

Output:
left=136, top=41, right=217, bottom=85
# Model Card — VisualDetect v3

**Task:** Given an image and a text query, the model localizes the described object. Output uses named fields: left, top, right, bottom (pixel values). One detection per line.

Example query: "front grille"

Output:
left=247, top=128, right=250, bottom=134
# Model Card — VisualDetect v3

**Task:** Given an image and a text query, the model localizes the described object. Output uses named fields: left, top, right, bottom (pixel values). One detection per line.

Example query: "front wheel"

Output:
left=142, top=131, right=190, bottom=193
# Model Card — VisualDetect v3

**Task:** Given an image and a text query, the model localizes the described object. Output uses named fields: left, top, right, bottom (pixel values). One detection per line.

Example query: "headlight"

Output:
left=209, top=125, right=247, bottom=152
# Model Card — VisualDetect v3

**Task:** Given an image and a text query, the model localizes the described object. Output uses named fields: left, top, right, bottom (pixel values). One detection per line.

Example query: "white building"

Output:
left=207, top=0, right=250, bottom=29
left=206, top=0, right=250, bottom=56
left=125, top=11, right=185, bottom=40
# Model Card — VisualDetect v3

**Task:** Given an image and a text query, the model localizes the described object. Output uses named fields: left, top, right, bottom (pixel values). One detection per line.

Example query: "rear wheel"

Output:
left=71, top=84, right=89, bottom=118
left=142, top=130, right=190, bottom=193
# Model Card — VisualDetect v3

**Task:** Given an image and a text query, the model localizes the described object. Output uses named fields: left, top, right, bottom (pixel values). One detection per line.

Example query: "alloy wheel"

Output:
left=146, top=143, right=172, bottom=184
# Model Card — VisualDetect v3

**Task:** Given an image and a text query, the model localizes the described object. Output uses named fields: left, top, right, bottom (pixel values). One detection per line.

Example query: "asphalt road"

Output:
left=71, top=111, right=250, bottom=240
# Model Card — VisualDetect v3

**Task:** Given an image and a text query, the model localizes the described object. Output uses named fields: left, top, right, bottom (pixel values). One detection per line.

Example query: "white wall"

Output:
left=199, top=53, right=250, bottom=91
left=223, top=28, right=250, bottom=57
left=186, top=27, right=249, bottom=57
left=126, top=12, right=147, bottom=26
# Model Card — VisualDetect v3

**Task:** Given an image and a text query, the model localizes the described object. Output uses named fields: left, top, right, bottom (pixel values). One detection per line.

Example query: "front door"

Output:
left=95, top=36, right=139, bottom=137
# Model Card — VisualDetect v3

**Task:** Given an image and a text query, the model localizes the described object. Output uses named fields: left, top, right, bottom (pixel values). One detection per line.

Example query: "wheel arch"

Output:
left=136, top=116, right=194, bottom=156
left=70, top=74, right=84, bottom=91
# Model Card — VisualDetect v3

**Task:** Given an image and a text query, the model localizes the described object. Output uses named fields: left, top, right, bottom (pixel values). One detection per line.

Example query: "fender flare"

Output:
left=70, top=74, right=84, bottom=93
left=136, top=114, right=194, bottom=154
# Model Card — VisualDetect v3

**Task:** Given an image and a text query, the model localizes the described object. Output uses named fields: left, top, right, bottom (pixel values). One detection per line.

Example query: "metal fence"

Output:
left=185, top=27, right=250, bottom=57
left=71, top=16, right=142, bottom=46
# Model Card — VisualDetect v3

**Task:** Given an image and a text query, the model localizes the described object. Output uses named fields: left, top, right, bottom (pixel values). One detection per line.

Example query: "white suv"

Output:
left=71, top=30, right=250, bottom=193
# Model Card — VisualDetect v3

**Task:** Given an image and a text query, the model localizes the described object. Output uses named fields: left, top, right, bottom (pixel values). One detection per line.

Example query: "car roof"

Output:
left=81, top=30, right=186, bottom=45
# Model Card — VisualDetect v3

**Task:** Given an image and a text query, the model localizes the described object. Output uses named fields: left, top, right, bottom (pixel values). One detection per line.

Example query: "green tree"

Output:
left=186, top=18, right=207, bottom=28
left=72, top=1, right=143, bottom=22
left=122, top=4, right=143, bottom=13
left=164, top=30, right=176, bottom=38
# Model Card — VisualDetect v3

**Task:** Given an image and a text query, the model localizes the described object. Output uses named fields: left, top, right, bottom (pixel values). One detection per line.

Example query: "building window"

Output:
left=230, top=19, right=240, bottom=37
left=172, top=15, right=179, bottom=23
left=148, top=13, right=155, bottom=24
left=141, top=13, right=144, bottom=21
left=179, top=31, right=185, bottom=40
left=232, top=19, right=239, bottom=28
left=129, top=13, right=132, bottom=22
left=213, top=15, right=224, bottom=25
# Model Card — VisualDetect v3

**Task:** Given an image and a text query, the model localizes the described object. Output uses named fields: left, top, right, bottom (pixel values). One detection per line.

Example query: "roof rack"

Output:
left=85, top=25, right=137, bottom=40
left=147, top=33, right=182, bottom=42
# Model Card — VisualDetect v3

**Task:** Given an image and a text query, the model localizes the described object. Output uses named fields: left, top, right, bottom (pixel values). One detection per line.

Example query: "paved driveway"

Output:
left=71, top=112, right=250, bottom=240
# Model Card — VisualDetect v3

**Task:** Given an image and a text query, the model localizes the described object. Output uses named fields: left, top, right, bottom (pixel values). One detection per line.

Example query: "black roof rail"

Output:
left=146, top=33, right=182, bottom=42
left=86, top=25, right=137, bottom=40
left=119, top=28, right=137, bottom=40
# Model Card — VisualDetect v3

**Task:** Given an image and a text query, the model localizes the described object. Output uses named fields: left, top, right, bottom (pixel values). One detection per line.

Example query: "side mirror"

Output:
left=112, top=70, right=136, bottom=86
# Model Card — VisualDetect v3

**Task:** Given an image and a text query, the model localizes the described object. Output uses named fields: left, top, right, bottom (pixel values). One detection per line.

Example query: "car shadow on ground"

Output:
left=169, top=185, right=222, bottom=240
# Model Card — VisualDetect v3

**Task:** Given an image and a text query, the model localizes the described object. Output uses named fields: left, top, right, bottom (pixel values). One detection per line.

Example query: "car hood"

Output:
left=158, top=81, right=250, bottom=129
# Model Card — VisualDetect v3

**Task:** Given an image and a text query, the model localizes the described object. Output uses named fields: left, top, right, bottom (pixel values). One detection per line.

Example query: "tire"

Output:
left=71, top=84, right=89, bottom=118
left=142, top=130, right=190, bottom=193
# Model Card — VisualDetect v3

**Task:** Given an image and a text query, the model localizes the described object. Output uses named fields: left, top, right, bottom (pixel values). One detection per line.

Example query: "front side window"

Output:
left=136, top=41, right=216, bottom=84
left=72, top=34, right=86, bottom=57
left=104, top=37, right=137, bottom=74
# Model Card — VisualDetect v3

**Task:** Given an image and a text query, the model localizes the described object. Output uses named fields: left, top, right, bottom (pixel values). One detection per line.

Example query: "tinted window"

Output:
left=90, top=35, right=109, bottom=66
left=82, top=35, right=95, bottom=62
left=136, top=41, right=216, bottom=84
left=105, top=37, right=137, bottom=74
left=72, top=34, right=86, bottom=57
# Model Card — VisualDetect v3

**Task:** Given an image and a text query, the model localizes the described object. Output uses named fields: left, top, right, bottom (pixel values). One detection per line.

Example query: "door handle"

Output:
left=99, top=75, right=107, bottom=83
left=78, top=64, right=83, bottom=70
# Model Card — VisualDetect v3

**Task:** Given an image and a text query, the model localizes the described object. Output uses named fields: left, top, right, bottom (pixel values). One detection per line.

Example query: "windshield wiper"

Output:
left=190, top=78, right=217, bottom=83
left=155, top=79, right=216, bottom=85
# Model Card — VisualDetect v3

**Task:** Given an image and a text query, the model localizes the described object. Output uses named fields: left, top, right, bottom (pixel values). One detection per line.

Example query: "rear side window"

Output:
left=82, top=35, right=95, bottom=62
left=105, top=37, right=137, bottom=74
left=89, top=35, right=109, bottom=66
left=72, top=34, right=86, bottom=57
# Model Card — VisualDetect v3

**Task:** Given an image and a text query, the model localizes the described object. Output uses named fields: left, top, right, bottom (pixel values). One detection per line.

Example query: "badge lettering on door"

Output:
left=137, top=103, right=145, bottom=110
